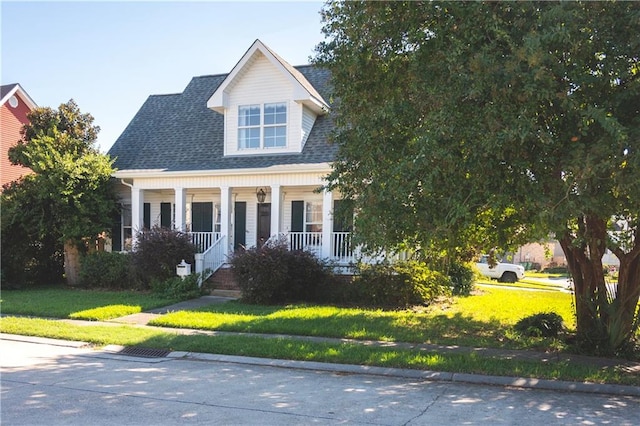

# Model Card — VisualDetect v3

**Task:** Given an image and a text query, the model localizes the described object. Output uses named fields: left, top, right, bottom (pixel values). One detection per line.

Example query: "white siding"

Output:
left=301, top=106, right=316, bottom=149
left=223, top=53, right=316, bottom=156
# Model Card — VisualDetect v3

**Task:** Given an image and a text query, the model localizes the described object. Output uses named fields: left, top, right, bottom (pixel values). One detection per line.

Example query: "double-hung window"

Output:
left=238, top=102, right=286, bottom=149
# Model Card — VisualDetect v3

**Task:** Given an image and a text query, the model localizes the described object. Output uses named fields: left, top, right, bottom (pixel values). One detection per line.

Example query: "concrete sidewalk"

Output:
left=47, top=294, right=640, bottom=396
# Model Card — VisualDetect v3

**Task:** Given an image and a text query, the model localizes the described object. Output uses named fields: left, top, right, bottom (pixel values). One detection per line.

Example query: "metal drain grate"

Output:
left=118, top=347, right=171, bottom=358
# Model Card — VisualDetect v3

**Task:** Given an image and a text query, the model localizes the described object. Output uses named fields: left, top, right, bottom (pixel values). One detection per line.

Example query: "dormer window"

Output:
left=238, top=102, right=287, bottom=149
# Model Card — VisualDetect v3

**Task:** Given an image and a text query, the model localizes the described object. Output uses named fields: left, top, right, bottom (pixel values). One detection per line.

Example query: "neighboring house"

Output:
left=108, top=40, right=351, bottom=279
left=1, top=83, right=37, bottom=188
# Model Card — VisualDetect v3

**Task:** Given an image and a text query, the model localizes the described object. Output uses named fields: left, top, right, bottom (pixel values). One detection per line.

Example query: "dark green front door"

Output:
left=234, top=201, right=246, bottom=250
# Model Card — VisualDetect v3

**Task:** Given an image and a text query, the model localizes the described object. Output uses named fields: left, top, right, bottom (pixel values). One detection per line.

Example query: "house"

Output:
left=108, top=40, right=352, bottom=280
left=1, top=83, right=37, bottom=188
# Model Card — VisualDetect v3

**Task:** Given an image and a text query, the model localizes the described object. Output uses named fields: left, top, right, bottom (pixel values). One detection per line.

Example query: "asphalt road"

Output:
left=2, top=335, right=639, bottom=425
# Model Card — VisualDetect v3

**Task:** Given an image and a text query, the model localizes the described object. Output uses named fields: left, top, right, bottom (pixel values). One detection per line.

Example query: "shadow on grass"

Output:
left=153, top=302, right=510, bottom=349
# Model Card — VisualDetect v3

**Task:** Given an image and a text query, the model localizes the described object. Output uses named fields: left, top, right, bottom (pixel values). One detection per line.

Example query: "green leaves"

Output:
left=317, top=0, right=639, bottom=255
left=1, top=100, right=118, bottom=285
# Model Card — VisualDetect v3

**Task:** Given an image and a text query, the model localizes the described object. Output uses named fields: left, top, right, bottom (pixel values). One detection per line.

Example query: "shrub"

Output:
left=514, top=312, right=564, bottom=337
left=151, top=274, right=203, bottom=300
left=79, top=251, right=136, bottom=290
left=448, top=261, right=476, bottom=296
left=351, top=261, right=452, bottom=308
left=230, top=240, right=332, bottom=304
left=132, top=226, right=197, bottom=288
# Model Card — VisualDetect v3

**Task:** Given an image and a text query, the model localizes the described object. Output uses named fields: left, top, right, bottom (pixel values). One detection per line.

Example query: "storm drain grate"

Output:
left=118, top=347, right=171, bottom=358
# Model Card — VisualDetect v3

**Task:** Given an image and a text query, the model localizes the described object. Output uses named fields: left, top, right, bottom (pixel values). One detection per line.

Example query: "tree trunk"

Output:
left=560, top=215, right=640, bottom=355
left=64, top=240, right=82, bottom=286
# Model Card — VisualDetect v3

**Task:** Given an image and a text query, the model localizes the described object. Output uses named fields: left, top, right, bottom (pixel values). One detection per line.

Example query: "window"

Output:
left=238, top=103, right=287, bottom=149
left=238, top=105, right=260, bottom=149
left=122, top=204, right=133, bottom=251
left=305, top=201, right=322, bottom=233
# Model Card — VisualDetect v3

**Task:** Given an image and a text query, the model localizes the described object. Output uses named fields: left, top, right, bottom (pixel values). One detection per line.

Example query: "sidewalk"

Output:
left=48, top=294, right=640, bottom=396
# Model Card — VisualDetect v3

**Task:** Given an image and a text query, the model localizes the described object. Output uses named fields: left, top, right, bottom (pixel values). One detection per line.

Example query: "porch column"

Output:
left=321, top=189, right=333, bottom=259
left=220, top=186, right=231, bottom=257
left=131, top=186, right=144, bottom=243
left=270, top=184, right=281, bottom=237
left=174, top=187, right=186, bottom=231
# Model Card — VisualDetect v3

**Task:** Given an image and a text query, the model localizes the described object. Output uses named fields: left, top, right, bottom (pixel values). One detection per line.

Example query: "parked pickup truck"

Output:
left=476, top=255, right=525, bottom=283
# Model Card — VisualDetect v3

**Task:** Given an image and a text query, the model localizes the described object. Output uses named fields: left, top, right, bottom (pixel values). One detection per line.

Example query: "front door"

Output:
left=257, top=203, right=271, bottom=247
left=234, top=201, right=246, bottom=250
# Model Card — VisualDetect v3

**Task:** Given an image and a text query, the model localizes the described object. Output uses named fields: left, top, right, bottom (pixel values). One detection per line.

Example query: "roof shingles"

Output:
left=108, top=66, right=335, bottom=172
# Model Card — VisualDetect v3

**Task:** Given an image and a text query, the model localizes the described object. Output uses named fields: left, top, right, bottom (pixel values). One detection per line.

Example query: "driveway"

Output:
left=2, top=335, right=639, bottom=425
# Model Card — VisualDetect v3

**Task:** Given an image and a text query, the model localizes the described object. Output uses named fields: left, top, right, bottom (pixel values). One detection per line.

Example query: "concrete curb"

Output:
left=6, top=333, right=634, bottom=397
left=168, top=350, right=640, bottom=397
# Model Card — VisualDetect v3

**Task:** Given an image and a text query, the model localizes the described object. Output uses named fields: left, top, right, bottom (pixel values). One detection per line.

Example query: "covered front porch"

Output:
left=114, top=172, right=355, bottom=280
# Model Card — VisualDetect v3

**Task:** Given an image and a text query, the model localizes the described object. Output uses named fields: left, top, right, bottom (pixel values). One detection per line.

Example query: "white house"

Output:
left=108, top=40, right=353, bottom=280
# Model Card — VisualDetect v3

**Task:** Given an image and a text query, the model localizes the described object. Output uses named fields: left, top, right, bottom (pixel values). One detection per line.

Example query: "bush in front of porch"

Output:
left=231, top=241, right=455, bottom=309
left=230, top=241, right=332, bottom=305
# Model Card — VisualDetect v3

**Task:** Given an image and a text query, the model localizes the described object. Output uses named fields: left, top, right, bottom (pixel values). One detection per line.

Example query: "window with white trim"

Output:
left=305, top=201, right=322, bottom=232
left=238, top=102, right=287, bottom=149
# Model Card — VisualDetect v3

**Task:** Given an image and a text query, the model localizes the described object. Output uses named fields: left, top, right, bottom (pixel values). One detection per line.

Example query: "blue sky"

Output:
left=1, top=1, right=326, bottom=153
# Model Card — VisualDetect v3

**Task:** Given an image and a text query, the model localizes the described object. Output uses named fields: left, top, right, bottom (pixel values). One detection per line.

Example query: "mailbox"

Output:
left=176, top=259, right=191, bottom=279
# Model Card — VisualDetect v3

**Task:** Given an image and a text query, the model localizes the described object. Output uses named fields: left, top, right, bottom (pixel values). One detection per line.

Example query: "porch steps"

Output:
left=207, top=266, right=240, bottom=292
left=210, top=289, right=241, bottom=298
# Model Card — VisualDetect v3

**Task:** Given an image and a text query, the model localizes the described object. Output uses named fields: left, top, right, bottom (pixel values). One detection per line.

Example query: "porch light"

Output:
left=256, top=188, right=267, bottom=203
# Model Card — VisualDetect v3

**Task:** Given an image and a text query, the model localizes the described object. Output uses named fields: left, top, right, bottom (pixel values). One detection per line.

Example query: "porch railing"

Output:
left=195, top=236, right=226, bottom=286
left=287, top=231, right=356, bottom=264
left=189, top=232, right=221, bottom=253
left=288, top=232, right=323, bottom=258
left=331, top=232, right=355, bottom=264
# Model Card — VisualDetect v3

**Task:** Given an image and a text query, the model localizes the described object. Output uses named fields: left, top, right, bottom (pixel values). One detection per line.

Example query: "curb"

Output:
left=4, top=333, right=638, bottom=397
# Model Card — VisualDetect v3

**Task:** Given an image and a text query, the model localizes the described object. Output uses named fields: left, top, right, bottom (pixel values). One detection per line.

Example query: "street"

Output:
left=1, top=335, right=639, bottom=425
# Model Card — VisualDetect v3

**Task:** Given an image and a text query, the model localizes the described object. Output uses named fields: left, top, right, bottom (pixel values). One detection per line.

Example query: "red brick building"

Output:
left=1, top=83, right=37, bottom=188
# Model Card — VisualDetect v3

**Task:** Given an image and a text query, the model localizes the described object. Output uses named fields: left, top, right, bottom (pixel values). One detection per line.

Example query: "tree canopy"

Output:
left=316, top=1, right=639, bottom=355
left=2, top=100, right=119, bottom=286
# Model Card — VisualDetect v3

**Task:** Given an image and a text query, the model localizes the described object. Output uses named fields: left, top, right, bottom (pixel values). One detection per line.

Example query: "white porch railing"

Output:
left=288, top=232, right=323, bottom=258
left=195, top=236, right=226, bottom=285
left=286, top=231, right=356, bottom=264
left=331, top=232, right=355, bottom=264
left=189, top=232, right=221, bottom=253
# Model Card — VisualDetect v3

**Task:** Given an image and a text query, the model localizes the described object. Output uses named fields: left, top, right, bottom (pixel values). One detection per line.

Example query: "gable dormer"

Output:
left=207, top=39, right=329, bottom=157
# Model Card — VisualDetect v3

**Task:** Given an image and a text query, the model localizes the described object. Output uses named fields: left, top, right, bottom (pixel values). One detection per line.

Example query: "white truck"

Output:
left=476, top=255, right=525, bottom=283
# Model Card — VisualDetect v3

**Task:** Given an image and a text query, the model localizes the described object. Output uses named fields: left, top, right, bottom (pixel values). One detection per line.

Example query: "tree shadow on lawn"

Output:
left=158, top=302, right=511, bottom=349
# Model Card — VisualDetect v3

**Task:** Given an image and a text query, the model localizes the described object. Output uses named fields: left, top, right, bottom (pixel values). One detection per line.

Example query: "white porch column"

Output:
left=131, top=186, right=143, bottom=245
left=270, top=184, right=281, bottom=237
left=321, top=189, right=333, bottom=259
left=220, top=186, right=231, bottom=257
left=174, top=187, right=186, bottom=231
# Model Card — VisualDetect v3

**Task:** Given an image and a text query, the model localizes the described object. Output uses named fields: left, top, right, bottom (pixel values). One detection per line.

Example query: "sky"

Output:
left=1, top=0, right=326, bottom=153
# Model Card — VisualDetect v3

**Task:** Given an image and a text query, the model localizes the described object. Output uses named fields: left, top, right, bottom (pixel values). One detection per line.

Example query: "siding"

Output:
left=224, top=53, right=311, bottom=156
left=1, top=94, right=32, bottom=187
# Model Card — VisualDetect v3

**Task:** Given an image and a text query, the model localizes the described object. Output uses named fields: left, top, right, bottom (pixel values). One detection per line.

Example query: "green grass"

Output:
left=1, top=316, right=635, bottom=386
left=148, top=287, right=575, bottom=350
left=1, top=285, right=637, bottom=386
left=0, top=287, right=179, bottom=320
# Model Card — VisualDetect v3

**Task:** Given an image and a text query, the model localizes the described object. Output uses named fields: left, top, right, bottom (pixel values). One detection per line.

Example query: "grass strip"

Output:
left=1, top=316, right=635, bottom=386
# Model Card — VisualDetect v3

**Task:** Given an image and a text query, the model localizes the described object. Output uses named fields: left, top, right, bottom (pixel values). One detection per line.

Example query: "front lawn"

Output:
left=2, top=284, right=638, bottom=386
left=149, top=287, right=575, bottom=350
left=0, top=287, right=180, bottom=320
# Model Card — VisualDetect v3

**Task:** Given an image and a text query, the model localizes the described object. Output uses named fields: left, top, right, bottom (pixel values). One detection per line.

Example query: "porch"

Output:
left=190, top=230, right=356, bottom=280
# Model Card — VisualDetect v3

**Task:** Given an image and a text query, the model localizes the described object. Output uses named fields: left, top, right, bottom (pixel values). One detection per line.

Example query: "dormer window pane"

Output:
left=264, top=103, right=286, bottom=125
left=264, top=126, right=286, bottom=147
left=239, top=128, right=260, bottom=149
left=238, top=105, right=260, bottom=126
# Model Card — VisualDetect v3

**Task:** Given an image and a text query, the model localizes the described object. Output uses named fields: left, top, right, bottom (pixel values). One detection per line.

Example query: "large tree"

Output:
left=316, top=1, right=640, bottom=355
left=3, top=100, right=119, bottom=286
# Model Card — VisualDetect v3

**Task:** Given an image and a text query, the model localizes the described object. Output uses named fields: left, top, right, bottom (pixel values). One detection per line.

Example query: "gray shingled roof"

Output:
left=108, top=66, right=336, bottom=172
